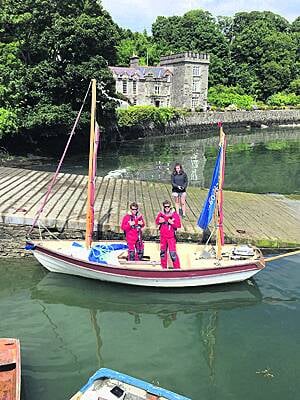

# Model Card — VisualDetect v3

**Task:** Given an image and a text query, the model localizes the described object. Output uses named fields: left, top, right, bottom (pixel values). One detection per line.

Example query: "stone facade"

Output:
left=109, top=52, right=210, bottom=110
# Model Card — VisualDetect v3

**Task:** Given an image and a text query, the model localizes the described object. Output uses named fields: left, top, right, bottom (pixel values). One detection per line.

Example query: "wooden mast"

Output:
left=216, top=124, right=225, bottom=259
left=85, top=79, right=97, bottom=248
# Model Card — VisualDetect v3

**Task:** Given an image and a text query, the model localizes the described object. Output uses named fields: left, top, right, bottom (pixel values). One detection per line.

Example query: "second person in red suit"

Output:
left=155, top=200, right=181, bottom=269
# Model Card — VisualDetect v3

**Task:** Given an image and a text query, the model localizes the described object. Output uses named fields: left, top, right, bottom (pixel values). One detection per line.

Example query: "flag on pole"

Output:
left=197, top=146, right=222, bottom=229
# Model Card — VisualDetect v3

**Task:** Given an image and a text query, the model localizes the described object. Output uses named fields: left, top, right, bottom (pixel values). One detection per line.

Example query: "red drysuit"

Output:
left=155, top=210, right=181, bottom=269
left=121, top=212, right=145, bottom=260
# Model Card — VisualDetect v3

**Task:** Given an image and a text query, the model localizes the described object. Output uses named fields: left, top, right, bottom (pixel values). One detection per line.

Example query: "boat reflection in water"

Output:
left=31, top=272, right=262, bottom=315
left=30, top=273, right=263, bottom=398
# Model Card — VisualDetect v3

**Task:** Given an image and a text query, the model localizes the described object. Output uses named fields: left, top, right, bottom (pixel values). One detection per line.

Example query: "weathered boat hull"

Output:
left=31, top=240, right=265, bottom=288
left=0, top=338, right=21, bottom=400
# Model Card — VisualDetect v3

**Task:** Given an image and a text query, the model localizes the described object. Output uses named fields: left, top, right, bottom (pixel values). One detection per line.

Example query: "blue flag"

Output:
left=197, top=147, right=222, bottom=229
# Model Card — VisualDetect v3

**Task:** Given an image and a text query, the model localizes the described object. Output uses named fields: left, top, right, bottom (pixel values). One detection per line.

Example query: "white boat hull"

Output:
left=32, top=241, right=265, bottom=288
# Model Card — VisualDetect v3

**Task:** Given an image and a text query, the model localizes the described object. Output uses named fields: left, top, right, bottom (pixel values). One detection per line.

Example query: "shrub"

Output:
left=289, top=79, right=300, bottom=95
left=266, top=92, right=300, bottom=106
left=0, top=108, right=18, bottom=139
left=116, top=105, right=185, bottom=128
left=208, top=85, right=256, bottom=110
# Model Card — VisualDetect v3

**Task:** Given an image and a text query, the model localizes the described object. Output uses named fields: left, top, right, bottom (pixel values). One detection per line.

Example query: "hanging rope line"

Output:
left=27, top=81, right=92, bottom=238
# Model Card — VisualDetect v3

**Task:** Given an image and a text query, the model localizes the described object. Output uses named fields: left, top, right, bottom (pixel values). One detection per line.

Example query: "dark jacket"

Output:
left=171, top=172, right=188, bottom=193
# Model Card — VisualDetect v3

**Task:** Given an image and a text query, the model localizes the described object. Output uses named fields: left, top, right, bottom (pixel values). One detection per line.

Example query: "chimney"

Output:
left=130, top=55, right=139, bottom=68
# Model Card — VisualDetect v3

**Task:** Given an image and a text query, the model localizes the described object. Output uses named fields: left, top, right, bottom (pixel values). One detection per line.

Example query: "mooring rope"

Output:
left=264, top=249, right=300, bottom=263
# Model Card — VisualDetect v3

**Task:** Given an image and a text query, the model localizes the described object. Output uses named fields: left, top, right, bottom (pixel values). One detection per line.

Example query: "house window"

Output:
left=193, top=66, right=200, bottom=76
left=133, top=98, right=137, bottom=105
left=192, top=80, right=198, bottom=92
left=122, top=80, right=127, bottom=94
left=191, top=97, right=198, bottom=109
left=154, top=85, right=160, bottom=95
left=133, top=80, right=137, bottom=94
left=166, top=74, right=171, bottom=83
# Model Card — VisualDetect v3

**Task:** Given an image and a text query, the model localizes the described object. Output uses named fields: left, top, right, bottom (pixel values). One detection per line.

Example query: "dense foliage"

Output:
left=0, top=107, right=18, bottom=138
left=266, top=92, right=300, bottom=106
left=117, top=106, right=185, bottom=128
left=0, top=0, right=119, bottom=147
left=151, top=10, right=229, bottom=86
left=208, top=85, right=256, bottom=110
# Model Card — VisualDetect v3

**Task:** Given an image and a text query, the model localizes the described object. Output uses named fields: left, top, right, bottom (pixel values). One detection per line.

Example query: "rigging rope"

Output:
left=27, top=81, right=92, bottom=238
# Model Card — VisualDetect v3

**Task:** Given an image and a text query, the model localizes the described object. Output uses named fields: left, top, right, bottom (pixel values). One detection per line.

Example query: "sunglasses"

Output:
left=164, top=205, right=171, bottom=208
left=131, top=208, right=138, bottom=211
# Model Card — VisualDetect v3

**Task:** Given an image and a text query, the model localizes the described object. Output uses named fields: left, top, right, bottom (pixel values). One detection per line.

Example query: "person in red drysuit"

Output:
left=155, top=200, right=181, bottom=269
left=121, top=202, right=145, bottom=261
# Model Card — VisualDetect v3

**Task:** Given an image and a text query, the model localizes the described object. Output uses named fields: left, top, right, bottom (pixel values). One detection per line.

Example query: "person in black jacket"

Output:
left=171, top=163, right=188, bottom=217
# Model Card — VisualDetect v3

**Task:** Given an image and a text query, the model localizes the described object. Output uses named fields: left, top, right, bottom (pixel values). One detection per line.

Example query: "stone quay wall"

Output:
left=166, top=109, right=300, bottom=135
left=119, top=109, right=300, bottom=139
left=0, top=224, right=127, bottom=258
left=0, top=225, right=81, bottom=258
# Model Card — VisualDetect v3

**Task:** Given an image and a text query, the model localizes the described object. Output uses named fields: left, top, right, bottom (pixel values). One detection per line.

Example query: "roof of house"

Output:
left=109, top=66, right=172, bottom=79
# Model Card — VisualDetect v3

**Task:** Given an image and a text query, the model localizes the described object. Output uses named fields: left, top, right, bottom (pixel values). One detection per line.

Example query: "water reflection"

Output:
left=1, top=256, right=300, bottom=400
left=30, top=274, right=263, bottom=393
left=31, top=273, right=263, bottom=315
left=109, top=127, right=299, bottom=194
left=23, top=126, right=299, bottom=195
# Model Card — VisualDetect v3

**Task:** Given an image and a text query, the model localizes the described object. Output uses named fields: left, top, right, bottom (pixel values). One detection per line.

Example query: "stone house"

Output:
left=109, top=51, right=210, bottom=110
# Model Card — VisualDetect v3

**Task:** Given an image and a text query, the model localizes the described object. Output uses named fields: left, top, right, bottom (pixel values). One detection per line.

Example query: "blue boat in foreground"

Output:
left=70, top=368, right=191, bottom=400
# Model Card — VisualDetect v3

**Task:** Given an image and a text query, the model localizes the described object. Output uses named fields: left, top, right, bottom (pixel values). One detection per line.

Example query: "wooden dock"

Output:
left=0, top=166, right=299, bottom=248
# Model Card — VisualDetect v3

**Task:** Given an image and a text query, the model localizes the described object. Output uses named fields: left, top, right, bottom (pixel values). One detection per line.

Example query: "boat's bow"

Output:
left=0, top=338, right=21, bottom=400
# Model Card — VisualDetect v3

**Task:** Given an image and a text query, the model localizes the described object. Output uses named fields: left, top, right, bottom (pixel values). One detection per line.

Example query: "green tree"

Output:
left=0, top=108, right=18, bottom=138
left=289, top=79, right=300, bottom=95
left=291, top=17, right=300, bottom=83
left=152, top=9, right=230, bottom=85
left=0, top=0, right=119, bottom=144
left=230, top=11, right=297, bottom=99
left=116, top=30, right=161, bottom=66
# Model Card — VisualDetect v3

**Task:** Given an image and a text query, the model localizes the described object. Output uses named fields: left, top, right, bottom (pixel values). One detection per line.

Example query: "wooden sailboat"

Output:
left=0, top=338, right=21, bottom=400
left=26, top=79, right=265, bottom=287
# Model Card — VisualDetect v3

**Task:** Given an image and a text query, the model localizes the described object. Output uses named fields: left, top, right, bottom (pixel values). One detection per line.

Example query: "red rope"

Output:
left=27, top=81, right=92, bottom=237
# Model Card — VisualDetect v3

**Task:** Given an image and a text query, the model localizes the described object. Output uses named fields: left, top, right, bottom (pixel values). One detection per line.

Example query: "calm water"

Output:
left=22, top=126, right=300, bottom=195
left=0, top=255, right=299, bottom=400
left=1, top=126, right=299, bottom=398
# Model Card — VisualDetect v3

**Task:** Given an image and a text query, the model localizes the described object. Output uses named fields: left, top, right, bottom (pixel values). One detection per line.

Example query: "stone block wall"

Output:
left=166, top=109, right=300, bottom=135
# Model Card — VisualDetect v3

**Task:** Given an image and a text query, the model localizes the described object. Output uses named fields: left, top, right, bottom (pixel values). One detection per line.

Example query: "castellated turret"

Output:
left=159, top=52, right=210, bottom=110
